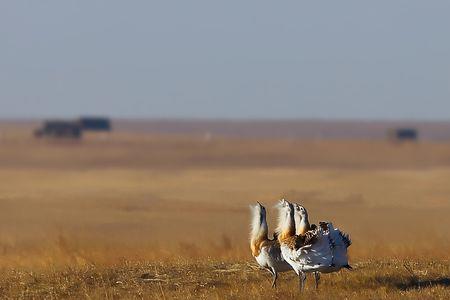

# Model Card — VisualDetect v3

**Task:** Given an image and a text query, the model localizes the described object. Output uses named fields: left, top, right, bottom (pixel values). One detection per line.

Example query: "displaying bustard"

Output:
left=249, top=202, right=292, bottom=287
left=276, top=199, right=352, bottom=291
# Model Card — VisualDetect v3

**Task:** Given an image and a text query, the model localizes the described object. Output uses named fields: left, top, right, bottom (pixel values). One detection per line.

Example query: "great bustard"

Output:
left=293, top=202, right=323, bottom=288
left=276, top=199, right=352, bottom=291
left=249, top=202, right=292, bottom=287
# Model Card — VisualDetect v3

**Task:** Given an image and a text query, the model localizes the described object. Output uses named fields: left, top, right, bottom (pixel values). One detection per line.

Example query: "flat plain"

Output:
left=0, top=125, right=449, bottom=299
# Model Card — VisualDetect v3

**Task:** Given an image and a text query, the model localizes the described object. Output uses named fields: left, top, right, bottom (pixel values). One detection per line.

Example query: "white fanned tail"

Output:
left=281, top=222, right=352, bottom=274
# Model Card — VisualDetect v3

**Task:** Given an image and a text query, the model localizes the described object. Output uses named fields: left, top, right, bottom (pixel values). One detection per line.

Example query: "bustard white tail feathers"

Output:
left=249, top=202, right=267, bottom=242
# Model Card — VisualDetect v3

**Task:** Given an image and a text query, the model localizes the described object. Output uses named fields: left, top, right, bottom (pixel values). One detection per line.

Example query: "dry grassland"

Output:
left=0, top=128, right=448, bottom=298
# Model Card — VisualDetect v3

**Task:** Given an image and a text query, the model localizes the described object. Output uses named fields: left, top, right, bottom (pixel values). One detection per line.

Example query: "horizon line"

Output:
left=1, top=116, right=450, bottom=124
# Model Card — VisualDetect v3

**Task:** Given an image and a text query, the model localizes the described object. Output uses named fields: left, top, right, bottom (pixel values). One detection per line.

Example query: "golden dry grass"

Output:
left=0, top=127, right=449, bottom=298
left=1, top=260, right=449, bottom=299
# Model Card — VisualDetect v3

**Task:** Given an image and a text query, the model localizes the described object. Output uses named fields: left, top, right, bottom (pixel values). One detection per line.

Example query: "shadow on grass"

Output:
left=395, top=277, right=450, bottom=291
left=375, top=275, right=450, bottom=291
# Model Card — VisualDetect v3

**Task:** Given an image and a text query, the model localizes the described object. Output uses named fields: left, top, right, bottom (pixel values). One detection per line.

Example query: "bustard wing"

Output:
left=327, top=222, right=351, bottom=267
left=281, top=227, right=334, bottom=270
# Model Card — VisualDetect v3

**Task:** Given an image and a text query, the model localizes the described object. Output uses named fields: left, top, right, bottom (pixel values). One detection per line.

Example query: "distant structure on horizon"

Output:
left=34, top=120, right=82, bottom=139
left=79, top=117, right=111, bottom=131
left=387, top=128, right=418, bottom=142
left=34, top=117, right=111, bottom=139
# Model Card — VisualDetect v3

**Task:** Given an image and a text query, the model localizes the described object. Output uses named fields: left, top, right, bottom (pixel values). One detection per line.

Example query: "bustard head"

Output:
left=294, top=203, right=308, bottom=219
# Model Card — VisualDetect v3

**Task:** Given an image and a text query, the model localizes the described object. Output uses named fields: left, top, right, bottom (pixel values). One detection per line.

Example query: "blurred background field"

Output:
left=0, top=121, right=449, bottom=270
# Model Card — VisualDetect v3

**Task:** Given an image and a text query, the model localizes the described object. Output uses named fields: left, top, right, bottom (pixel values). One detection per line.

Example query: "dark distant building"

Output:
left=34, top=117, right=112, bottom=139
left=78, top=117, right=111, bottom=131
left=34, top=120, right=82, bottom=139
left=388, top=128, right=418, bottom=141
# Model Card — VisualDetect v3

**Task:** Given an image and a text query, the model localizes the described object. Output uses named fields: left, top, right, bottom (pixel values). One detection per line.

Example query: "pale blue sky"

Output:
left=1, top=1, right=449, bottom=120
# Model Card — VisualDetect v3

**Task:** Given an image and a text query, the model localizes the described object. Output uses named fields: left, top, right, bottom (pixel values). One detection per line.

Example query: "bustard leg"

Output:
left=271, top=268, right=278, bottom=288
left=298, top=272, right=307, bottom=291
left=266, top=268, right=276, bottom=288
left=314, top=272, right=321, bottom=290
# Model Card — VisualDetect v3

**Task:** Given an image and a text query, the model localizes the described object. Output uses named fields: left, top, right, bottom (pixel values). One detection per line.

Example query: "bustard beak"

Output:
left=280, top=198, right=289, bottom=205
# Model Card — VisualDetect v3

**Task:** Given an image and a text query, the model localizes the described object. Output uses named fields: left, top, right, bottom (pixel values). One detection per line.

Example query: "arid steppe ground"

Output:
left=0, top=124, right=449, bottom=298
